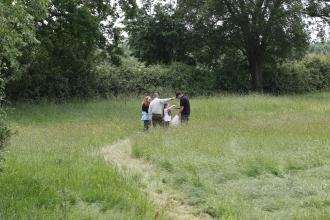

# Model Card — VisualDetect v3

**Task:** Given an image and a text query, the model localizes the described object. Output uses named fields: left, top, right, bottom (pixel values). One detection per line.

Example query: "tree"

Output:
left=0, top=0, right=47, bottom=77
left=5, top=0, right=138, bottom=100
left=0, top=0, right=43, bottom=171
left=177, top=0, right=330, bottom=91
left=125, top=2, right=195, bottom=66
left=309, top=41, right=330, bottom=54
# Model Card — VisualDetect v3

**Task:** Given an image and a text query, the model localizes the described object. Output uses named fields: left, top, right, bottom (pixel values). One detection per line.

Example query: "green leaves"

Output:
left=0, top=1, right=42, bottom=75
left=176, top=0, right=327, bottom=90
left=125, top=3, right=195, bottom=66
left=3, top=0, right=139, bottom=100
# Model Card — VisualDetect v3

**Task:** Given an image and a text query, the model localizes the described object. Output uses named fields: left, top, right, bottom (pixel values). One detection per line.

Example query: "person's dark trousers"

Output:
left=152, top=114, right=163, bottom=127
left=143, top=120, right=150, bottom=131
left=164, top=121, right=170, bottom=127
left=181, top=115, right=189, bottom=124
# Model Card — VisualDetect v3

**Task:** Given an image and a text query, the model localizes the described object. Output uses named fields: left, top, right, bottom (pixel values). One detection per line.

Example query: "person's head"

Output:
left=153, top=93, right=159, bottom=98
left=164, top=103, right=169, bottom=109
left=142, top=96, right=151, bottom=106
left=176, top=92, right=183, bottom=99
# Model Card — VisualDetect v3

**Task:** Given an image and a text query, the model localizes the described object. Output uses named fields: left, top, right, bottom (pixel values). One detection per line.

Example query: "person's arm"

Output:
left=168, top=105, right=176, bottom=109
left=160, top=97, right=176, bottom=104
left=148, top=104, right=152, bottom=120
left=177, top=98, right=185, bottom=115
left=177, top=106, right=184, bottom=116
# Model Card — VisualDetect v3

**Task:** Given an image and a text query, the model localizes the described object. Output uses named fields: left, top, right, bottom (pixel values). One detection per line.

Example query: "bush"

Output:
left=0, top=109, right=14, bottom=173
left=5, top=66, right=98, bottom=101
left=0, top=79, right=14, bottom=174
left=213, top=53, right=252, bottom=93
left=6, top=54, right=330, bottom=101
left=94, top=59, right=217, bottom=98
left=264, top=55, right=330, bottom=94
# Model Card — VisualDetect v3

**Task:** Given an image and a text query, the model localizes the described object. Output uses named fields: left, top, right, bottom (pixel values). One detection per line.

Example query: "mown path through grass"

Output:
left=101, top=138, right=213, bottom=220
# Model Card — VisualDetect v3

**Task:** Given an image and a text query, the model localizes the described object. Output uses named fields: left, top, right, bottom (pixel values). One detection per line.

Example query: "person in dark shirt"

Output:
left=141, top=96, right=151, bottom=131
left=175, top=92, right=190, bottom=123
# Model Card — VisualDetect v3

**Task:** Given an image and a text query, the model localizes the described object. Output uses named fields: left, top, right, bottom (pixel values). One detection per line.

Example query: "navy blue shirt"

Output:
left=180, top=96, right=190, bottom=116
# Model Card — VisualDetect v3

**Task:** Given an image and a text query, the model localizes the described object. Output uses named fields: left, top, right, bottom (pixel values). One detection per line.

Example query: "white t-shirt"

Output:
left=164, top=109, right=171, bottom=122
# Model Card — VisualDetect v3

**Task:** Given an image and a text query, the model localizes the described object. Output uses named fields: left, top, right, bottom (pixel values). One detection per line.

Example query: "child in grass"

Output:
left=163, top=103, right=176, bottom=127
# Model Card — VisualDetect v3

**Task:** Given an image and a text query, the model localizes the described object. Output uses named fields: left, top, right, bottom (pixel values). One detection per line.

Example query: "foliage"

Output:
left=95, top=58, right=216, bottom=98
left=3, top=0, right=330, bottom=101
left=177, top=0, right=323, bottom=90
left=8, top=51, right=330, bottom=101
left=212, top=50, right=252, bottom=93
left=264, top=55, right=330, bottom=94
left=0, top=0, right=47, bottom=77
left=309, top=41, right=330, bottom=55
left=0, top=78, right=13, bottom=174
left=0, top=0, right=37, bottom=172
left=94, top=54, right=330, bottom=97
left=4, top=0, right=137, bottom=101
left=0, top=110, right=13, bottom=174
left=23, top=53, right=330, bottom=99
left=125, top=2, right=195, bottom=66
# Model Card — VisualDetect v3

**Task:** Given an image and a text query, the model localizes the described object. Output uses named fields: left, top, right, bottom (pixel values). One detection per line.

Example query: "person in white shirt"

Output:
left=163, top=103, right=176, bottom=127
left=148, top=93, right=175, bottom=128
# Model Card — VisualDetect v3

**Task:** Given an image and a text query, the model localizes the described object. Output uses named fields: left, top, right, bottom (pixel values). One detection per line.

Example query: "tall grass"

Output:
left=1, top=99, right=155, bottom=219
left=129, top=93, right=330, bottom=219
left=2, top=93, right=330, bottom=219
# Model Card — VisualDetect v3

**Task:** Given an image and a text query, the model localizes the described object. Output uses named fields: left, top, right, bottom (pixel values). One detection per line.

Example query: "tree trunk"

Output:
left=248, top=56, right=263, bottom=92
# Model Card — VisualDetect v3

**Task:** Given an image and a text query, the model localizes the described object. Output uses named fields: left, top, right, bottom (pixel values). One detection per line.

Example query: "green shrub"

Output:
left=0, top=115, right=13, bottom=173
left=213, top=53, right=252, bottom=93
left=264, top=55, right=330, bottom=94
left=98, top=55, right=330, bottom=96
left=7, top=54, right=330, bottom=101
left=0, top=80, right=14, bottom=173
left=94, top=60, right=217, bottom=98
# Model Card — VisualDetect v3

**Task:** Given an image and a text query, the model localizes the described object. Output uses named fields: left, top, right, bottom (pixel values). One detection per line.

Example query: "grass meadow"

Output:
left=1, top=93, right=330, bottom=219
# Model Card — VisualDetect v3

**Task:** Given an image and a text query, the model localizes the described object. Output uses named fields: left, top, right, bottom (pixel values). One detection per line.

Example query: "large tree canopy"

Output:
left=178, top=0, right=330, bottom=91
left=125, top=2, right=195, bottom=66
left=125, top=0, right=330, bottom=91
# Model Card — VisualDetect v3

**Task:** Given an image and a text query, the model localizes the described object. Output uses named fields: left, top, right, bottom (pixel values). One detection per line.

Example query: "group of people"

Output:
left=141, top=92, right=190, bottom=131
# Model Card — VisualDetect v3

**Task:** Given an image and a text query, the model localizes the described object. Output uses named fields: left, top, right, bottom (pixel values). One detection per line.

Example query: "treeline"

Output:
left=3, top=1, right=330, bottom=102
left=7, top=54, right=330, bottom=101
left=0, top=0, right=137, bottom=102
left=95, top=54, right=330, bottom=96
left=309, top=42, right=330, bottom=55
left=96, top=53, right=330, bottom=97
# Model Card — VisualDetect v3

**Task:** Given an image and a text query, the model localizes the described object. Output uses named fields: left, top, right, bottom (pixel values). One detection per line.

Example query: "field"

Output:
left=1, top=93, right=330, bottom=219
